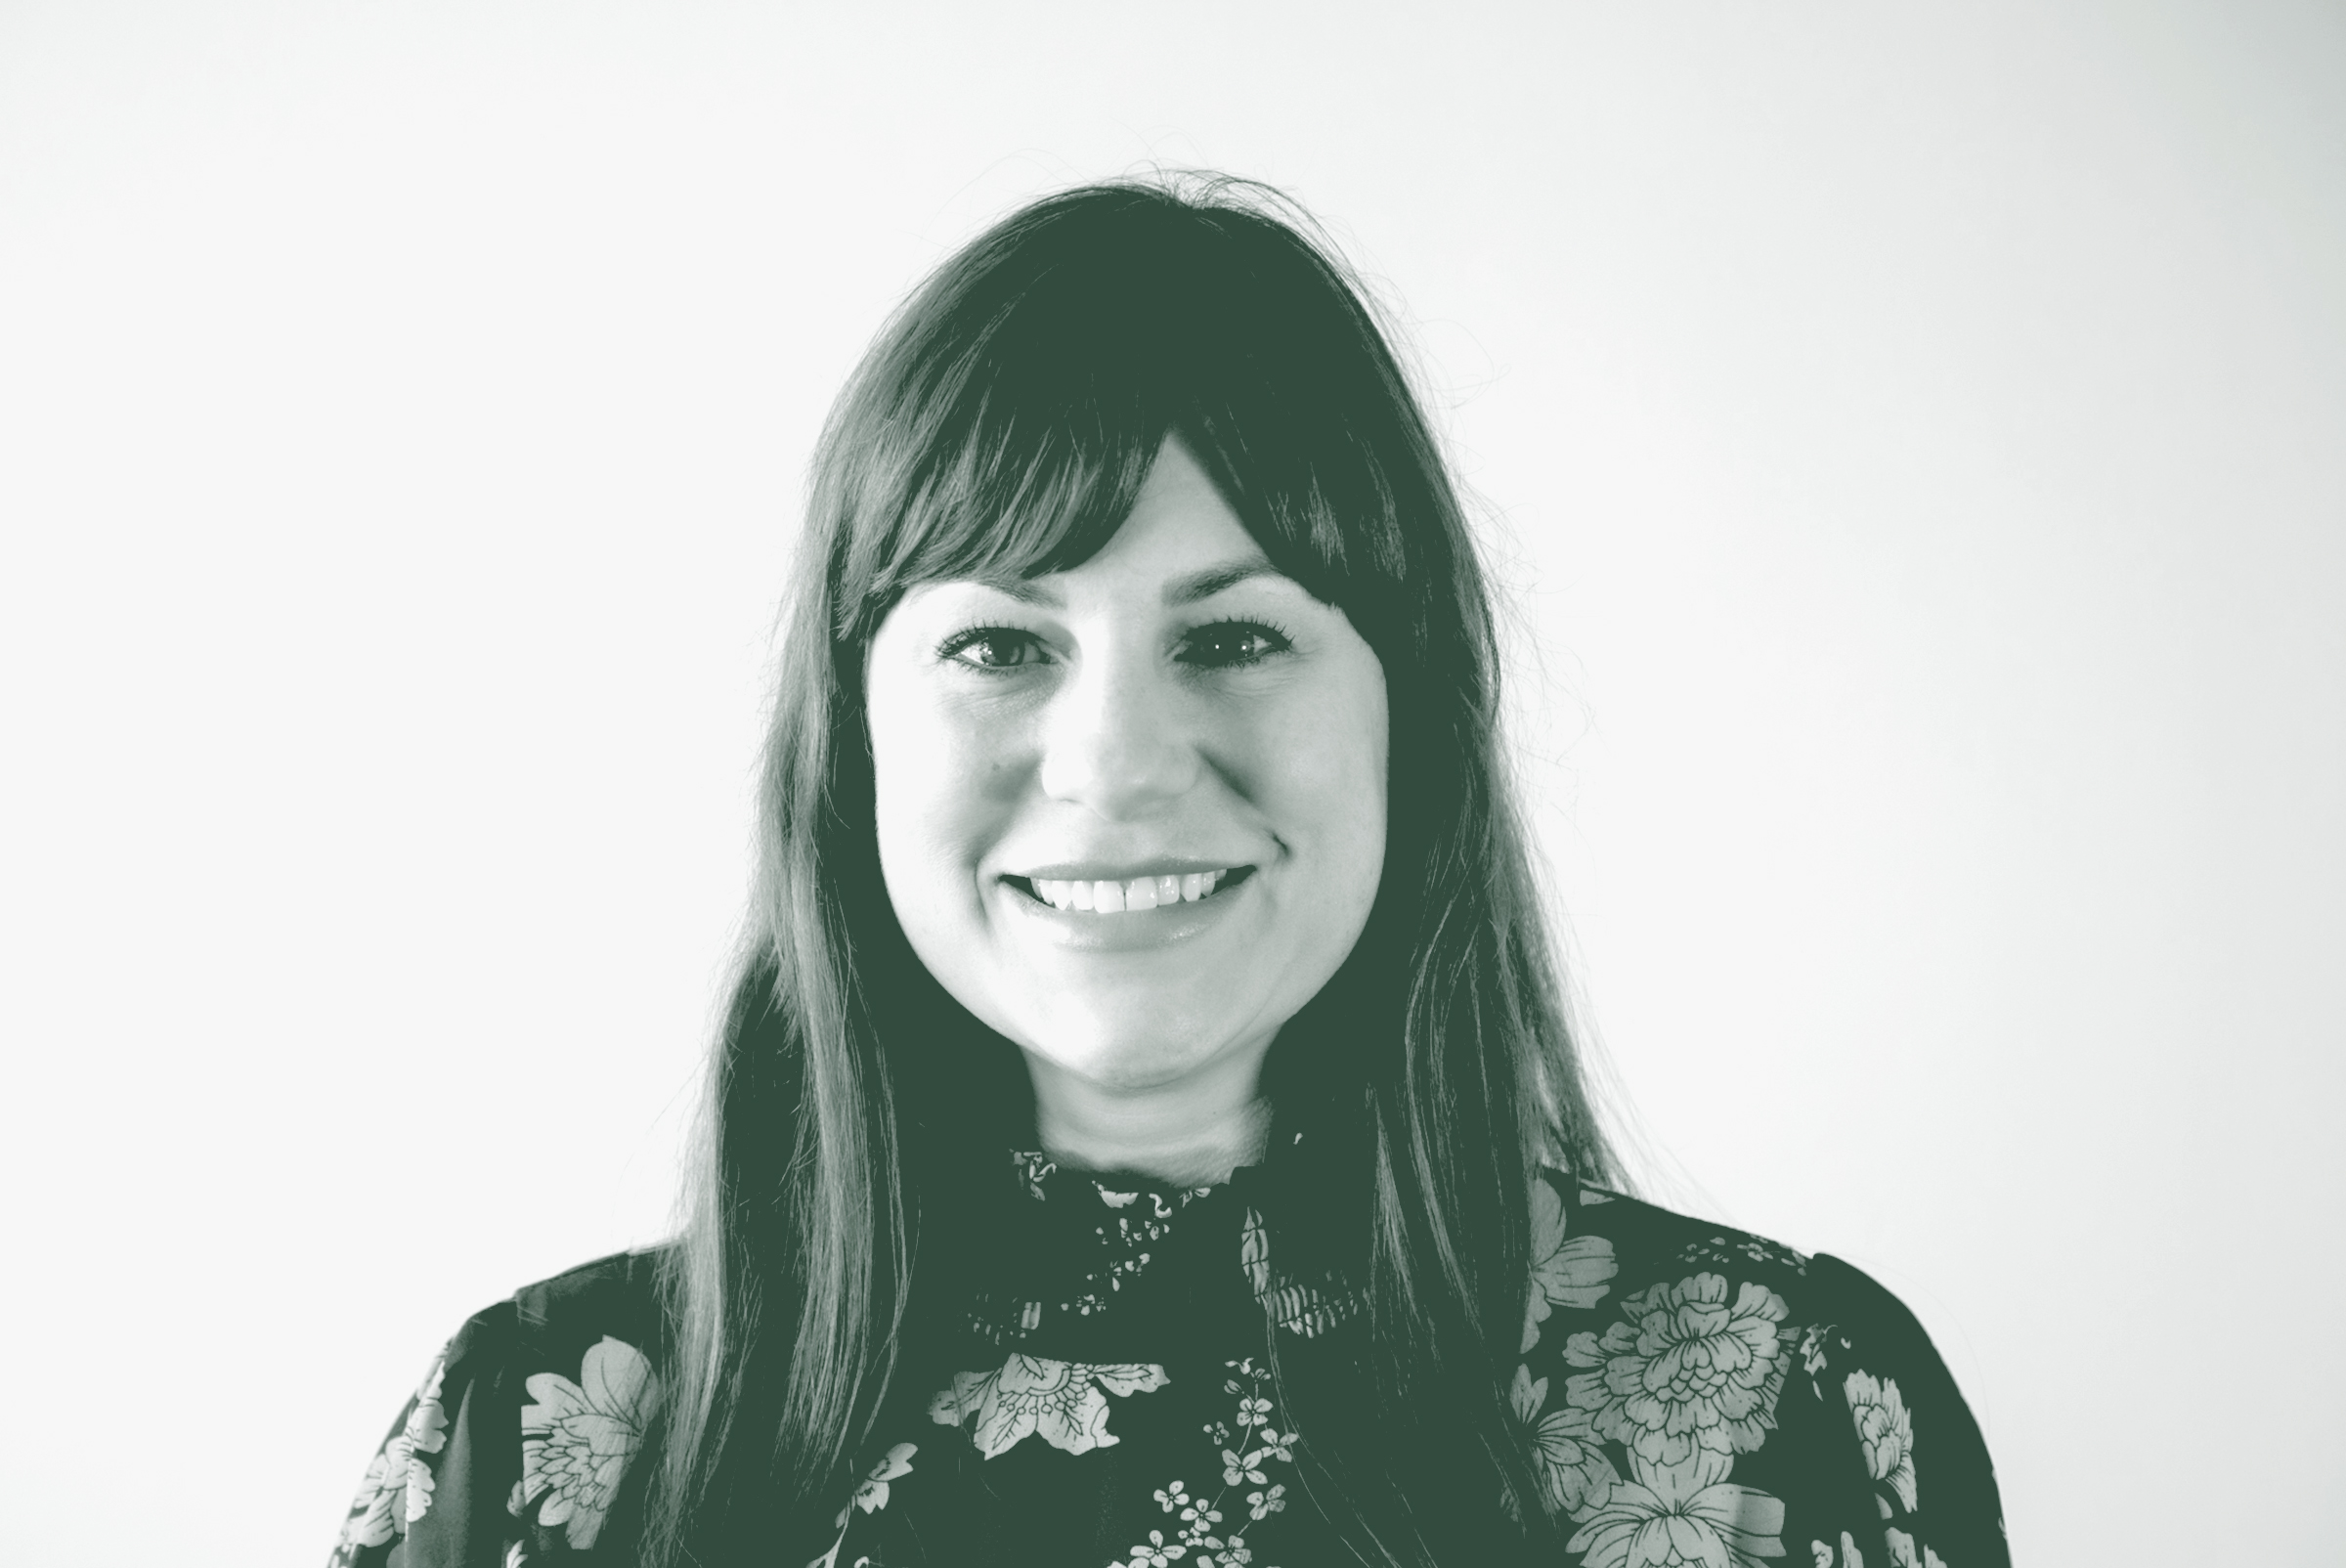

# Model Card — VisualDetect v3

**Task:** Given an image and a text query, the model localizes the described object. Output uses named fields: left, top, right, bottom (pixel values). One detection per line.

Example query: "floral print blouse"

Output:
left=332, top=1147, right=2006, bottom=1568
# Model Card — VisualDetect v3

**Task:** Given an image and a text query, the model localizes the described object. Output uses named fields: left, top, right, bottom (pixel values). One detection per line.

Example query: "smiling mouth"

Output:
left=1007, top=866, right=1254, bottom=914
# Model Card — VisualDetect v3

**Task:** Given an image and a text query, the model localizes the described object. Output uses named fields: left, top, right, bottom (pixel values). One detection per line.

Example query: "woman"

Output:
left=331, top=176, right=2006, bottom=1568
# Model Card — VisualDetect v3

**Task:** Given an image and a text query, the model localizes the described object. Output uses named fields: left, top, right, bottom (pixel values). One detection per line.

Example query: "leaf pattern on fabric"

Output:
left=1522, top=1177, right=1620, bottom=1353
left=1015, top=1150, right=1058, bottom=1201
left=1678, top=1234, right=1811, bottom=1278
left=929, top=1353, right=1169, bottom=1459
left=1564, top=1447, right=1788, bottom=1568
left=1564, top=1274, right=1792, bottom=1467
left=1883, top=1525, right=1947, bottom=1568
left=333, top=1171, right=2002, bottom=1568
left=805, top=1444, right=918, bottom=1568
left=1114, top=1358, right=1293, bottom=1568
left=515, top=1336, right=661, bottom=1550
left=853, top=1441, right=917, bottom=1513
left=1843, top=1371, right=1919, bottom=1513
left=335, top=1356, right=452, bottom=1560
left=1509, top=1362, right=1621, bottom=1514
left=1811, top=1531, right=1866, bottom=1567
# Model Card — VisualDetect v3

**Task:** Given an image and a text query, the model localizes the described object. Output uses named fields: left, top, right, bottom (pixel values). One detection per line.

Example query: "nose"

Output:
left=1036, top=645, right=1199, bottom=820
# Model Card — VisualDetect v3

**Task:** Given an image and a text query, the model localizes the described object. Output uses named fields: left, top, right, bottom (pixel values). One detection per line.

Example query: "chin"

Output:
left=1031, top=1023, right=1229, bottom=1093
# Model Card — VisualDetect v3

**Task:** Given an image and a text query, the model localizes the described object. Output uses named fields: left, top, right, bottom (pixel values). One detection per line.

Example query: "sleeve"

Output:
left=328, top=1302, right=526, bottom=1568
left=1803, top=1254, right=2008, bottom=1568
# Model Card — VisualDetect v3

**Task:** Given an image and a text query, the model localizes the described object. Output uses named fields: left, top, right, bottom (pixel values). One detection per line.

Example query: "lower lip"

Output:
left=998, top=876, right=1250, bottom=953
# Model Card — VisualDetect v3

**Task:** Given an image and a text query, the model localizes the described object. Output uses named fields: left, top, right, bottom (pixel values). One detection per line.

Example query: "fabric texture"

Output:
left=330, top=1148, right=2006, bottom=1568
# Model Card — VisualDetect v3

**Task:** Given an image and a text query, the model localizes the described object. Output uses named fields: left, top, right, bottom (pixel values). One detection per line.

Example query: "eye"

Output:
left=1179, top=620, right=1292, bottom=669
left=937, top=626, right=1049, bottom=671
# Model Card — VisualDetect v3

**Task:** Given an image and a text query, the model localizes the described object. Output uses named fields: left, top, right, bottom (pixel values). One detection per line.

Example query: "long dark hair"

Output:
left=643, top=173, right=1621, bottom=1568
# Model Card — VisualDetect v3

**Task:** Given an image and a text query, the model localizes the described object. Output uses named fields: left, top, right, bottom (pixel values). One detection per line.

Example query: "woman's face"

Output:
left=865, top=435, right=1389, bottom=1101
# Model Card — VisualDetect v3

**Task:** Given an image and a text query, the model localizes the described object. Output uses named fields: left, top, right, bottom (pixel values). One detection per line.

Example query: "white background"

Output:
left=3, top=3, right=2340, bottom=1562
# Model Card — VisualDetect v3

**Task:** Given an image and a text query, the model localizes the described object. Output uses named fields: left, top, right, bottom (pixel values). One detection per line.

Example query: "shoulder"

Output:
left=496, top=1247, right=673, bottom=1448
left=369, top=1245, right=672, bottom=1449
left=423, top=1246, right=670, bottom=1383
left=1530, top=1166, right=1923, bottom=1328
left=1537, top=1169, right=1810, bottom=1274
left=1527, top=1164, right=1967, bottom=1386
left=508, top=1245, right=670, bottom=1348
left=1525, top=1167, right=2008, bottom=1567
left=330, top=1249, right=673, bottom=1567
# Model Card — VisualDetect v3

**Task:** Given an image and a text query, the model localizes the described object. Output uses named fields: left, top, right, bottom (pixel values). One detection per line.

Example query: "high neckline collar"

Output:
left=1006, top=1129, right=1316, bottom=1207
left=958, top=1131, right=1359, bottom=1359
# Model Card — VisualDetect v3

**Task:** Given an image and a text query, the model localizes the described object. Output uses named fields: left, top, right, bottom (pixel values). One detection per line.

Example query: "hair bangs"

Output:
left=829, top=187, right=1428, bottom=652
left=844, top=403, right=1164, bottom=635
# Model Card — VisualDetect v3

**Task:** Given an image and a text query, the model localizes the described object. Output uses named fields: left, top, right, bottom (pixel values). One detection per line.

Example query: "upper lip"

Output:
left=1008, top=859, right=1250, bottom=882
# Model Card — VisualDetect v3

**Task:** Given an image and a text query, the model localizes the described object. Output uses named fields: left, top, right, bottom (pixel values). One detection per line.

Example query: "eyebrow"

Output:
left=1163, top=558, right=1287, bottom=606
left=963, top=556, right=1293, bottom=609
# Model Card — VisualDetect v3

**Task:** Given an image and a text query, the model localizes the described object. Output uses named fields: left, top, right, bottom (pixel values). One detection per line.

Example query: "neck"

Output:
left=1025, top=1050, right=1274, bottom=1188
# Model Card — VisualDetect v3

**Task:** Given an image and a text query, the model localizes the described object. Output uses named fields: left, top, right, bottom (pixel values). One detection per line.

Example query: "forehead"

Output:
left=933, top=438, right=1292, bottom=609
left=1046, top=437, right=1266, bottom=583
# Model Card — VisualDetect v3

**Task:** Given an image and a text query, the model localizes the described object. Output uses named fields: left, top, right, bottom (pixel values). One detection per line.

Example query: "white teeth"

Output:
left=1025, top=870, right=1238, bottom=914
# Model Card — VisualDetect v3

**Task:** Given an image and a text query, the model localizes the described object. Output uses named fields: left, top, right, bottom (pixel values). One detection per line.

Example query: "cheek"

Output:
left=1331, top=682, right=1391, bottom=893
left=866, top=668, right=942, bottom=893
left=1263, top=657, right=1389, bottom=894
left=868, top=676, right=1020, bottom=890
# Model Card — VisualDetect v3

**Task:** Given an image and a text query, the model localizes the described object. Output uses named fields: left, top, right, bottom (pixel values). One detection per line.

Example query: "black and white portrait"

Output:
left=3, top=6, right=2339, bottom=1566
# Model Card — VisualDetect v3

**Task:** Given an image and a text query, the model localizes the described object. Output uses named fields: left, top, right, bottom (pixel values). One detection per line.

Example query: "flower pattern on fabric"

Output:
left=515, top=1336, right=661, bottom=1550
left=1565, top=1274, right=1791, bottom=1467
left=336, top=1357, right=452, bottom=1559
left=1115, top=1358, right=1292, bottom=1568
left=853, top=1441, right=917, bottom=1513
left=1679, top=1235, right=1810, bottom=1277
left=1523, top=1175, right=1620, bottom=1353
left=930, top=1353, right=1170, bottom=1459
left=806, top=1443, right=919, bottom=1568
left=1811, top=1532, right=1866, bottom=1567
left=333, top=1174, right=2003, bottom=1568
left=1016, top=1150, right=1059, bottom=1201
left=1510, top=1362, right=1620, bottom=1515
left=994, top=1153, right=1217, bottom=1322
left=1844, top=1371, right=1918, bottom=1513
left=1564, top=1448, right=1788, bottom=1568
left=1882, top=1525, right=1946, bottom=1568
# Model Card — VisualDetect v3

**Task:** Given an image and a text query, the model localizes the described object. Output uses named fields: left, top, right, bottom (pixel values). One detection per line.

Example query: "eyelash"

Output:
left=934, top=619, right=1296, bottom=674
